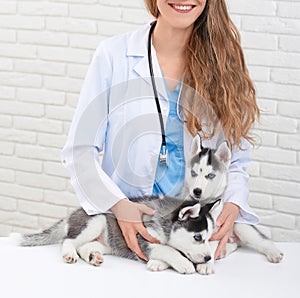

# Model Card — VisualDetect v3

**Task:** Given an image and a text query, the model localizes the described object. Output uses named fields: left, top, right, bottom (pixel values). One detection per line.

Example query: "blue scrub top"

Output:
left=152, top=80, right=185, bottom=197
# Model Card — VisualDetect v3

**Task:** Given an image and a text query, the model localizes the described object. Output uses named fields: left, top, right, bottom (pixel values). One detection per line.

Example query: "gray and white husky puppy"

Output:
left=12, top=136, right=283, bottom=275
left=13, top=194, right=220, bottom=274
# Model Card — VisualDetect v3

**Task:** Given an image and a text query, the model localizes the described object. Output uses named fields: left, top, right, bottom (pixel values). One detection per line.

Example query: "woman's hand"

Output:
left=210, top=202, right=240, bottom=260
left=111, top=199, right=160, bottom=261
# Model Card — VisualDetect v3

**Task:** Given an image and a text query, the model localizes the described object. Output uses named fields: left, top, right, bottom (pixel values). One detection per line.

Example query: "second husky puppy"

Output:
left=14, top=195, right=222, bottom=274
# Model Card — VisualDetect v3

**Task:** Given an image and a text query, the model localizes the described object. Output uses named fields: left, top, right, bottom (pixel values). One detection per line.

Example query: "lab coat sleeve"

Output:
left=222, top=139, right=259, bottom=224
left=61, top=43, right=126, bottom=215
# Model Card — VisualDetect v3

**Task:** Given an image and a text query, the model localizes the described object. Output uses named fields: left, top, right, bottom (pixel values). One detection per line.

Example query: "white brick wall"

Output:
left=0, top=0, right=299, bottom=241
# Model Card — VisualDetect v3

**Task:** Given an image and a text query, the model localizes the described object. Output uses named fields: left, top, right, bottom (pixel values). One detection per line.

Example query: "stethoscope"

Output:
left=148, top=20, right=169, bottom=166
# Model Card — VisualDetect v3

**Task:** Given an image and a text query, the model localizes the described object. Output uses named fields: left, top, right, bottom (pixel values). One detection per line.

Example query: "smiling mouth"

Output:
left=169, top=3, right=196, bottom=13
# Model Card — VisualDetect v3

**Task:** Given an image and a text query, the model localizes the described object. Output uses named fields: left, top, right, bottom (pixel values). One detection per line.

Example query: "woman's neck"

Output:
left=152, top=18, right=193, bottom=58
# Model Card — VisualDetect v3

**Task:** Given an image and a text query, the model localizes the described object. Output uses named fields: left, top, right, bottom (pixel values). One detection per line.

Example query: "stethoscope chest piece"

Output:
left=159, top=145, right=168, bottom=166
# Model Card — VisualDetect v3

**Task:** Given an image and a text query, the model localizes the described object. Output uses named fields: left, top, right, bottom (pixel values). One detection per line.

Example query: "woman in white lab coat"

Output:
left=62, top=0, right=260, bottom=261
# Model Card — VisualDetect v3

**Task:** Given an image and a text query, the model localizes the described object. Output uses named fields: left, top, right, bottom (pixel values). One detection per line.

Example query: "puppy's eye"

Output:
left=191, top=170, right=197, bottom=177
left=206, top=173, right=215, bottom=180
left=194, top=234, right=202, bottom=242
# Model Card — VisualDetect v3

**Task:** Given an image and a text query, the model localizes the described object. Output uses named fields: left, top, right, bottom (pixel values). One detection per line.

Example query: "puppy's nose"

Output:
left=193, top=188, right=202, bottom=197
left=204, top=256, right=211, bottom=263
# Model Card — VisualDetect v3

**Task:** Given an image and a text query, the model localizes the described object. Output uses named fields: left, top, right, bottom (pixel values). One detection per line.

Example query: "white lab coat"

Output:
left=61, top=22, right=259, bottom=224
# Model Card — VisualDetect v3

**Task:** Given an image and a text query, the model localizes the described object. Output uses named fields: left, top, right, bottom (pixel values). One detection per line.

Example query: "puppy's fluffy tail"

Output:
left=11, top=219, right=67, bottom=246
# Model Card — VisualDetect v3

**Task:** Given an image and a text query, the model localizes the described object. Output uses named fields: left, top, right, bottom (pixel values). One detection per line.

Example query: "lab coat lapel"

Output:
left=127, top=22, right=168, bottom=101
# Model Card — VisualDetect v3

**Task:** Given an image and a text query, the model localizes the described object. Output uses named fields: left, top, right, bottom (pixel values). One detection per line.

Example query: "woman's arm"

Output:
left=222, top=139, right=259, bottom=224
left=61, top=44, right=127, bottom=214
left=61, top=42, right=159, bottom=257
left=210, top=139, right=259, bottom=258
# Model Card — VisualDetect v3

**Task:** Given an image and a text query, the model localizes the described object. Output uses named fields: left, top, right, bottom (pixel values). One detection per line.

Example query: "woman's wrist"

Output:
left=110, top=198, right=129, bottom=214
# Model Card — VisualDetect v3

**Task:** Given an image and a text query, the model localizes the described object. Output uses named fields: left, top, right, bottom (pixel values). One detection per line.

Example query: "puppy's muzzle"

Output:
left=193, top=188, right=202, bottom=198
left=204, top=255, right=211, bottom=263
left=194, top=255, right=212, bottom=265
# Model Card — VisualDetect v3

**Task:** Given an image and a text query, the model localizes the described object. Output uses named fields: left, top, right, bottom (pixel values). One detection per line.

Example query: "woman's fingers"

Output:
left=210, top=208, right=230, bottom=240
left=216, top=210, right=228, bottom=227
left=111, top=200, right=160, bottom=260
left=126, top=232, right=148, bottom=261
left=137, top=224, right=160, bottom=244
left=125, top=223, right=160, bottom=260
left=118, top=221, right=159, bottom=261
left=209, top=202, right=241, bottom=259
left=211, top=202, right=240, bottom=241
left=214, top=232, right=230, bottom=260
left=139, top=204, right=156, bottom=216
left=210, top=219, right=231, bottom=241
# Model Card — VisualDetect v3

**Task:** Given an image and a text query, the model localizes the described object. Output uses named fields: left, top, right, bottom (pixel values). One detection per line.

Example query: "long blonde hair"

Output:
left=144, top=0, right=260, bottom=148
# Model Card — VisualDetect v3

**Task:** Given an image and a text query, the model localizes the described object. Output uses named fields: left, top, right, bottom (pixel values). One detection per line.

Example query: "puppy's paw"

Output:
left=147, top=259, right=169, bottom=272
left=63, top=252, right=79, bottom=264
left=172, top=258, right=195, bottom=274
left=266, top=248, right=284, bottom=263
left=196, top=263, right=215, bottom=275
left=89, top=251, right=104, bottom=266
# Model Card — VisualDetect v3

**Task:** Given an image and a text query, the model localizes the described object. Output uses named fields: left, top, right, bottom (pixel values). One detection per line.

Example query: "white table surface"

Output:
left=0, top=237, right=298, bottom=298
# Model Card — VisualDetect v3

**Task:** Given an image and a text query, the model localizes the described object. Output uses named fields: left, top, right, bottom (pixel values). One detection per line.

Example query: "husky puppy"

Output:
left=13, top=195, right=222, bottom=274
left=13, top=136, right=226, bottom=275
left=182, top=136, right=284, bottom=274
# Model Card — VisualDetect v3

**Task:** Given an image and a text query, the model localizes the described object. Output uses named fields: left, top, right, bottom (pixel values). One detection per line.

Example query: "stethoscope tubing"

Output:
left=147, top=21, right=167, bottom=150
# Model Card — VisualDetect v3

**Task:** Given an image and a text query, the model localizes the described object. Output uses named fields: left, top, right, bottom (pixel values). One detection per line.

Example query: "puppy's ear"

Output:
left=191, top=134, right=202, bottom=157
left=201, top=200, right=223, bottom=222
left=215, top=141, right=231, bottom=169
left=178, top=203, right=201, bottom=221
